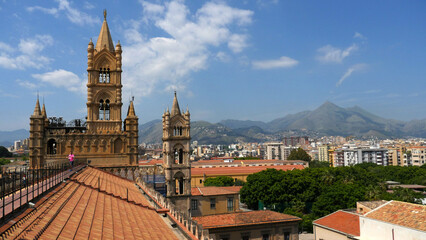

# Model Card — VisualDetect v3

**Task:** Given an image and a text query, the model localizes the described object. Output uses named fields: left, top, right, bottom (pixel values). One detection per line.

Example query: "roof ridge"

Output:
left=364, top=200, right=392, bottom=216
left=197, top=186, right=203, bottom=195
left=69, top=178, right=158, bottom=212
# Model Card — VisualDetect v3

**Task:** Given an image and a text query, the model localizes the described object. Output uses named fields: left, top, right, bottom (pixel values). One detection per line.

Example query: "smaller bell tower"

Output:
left=29, top=97, right=45, bottom=168
left=162, top=92, right=191, bottom=212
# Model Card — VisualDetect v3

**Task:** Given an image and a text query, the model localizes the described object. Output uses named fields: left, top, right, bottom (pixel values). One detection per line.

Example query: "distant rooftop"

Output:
left=357, top=200, right=388, bottom=210
left=191, top=164, right=305, bottom=176
left=313, top=210, right=360, bottom=237
left=193, top=210, right=300, bottom=229
left=364, top=200, right=426, bottom=232
left=191, top=186, right=242, bottom=196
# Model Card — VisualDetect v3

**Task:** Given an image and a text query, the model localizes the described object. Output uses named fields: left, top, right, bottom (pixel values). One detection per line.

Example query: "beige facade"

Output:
left=407, top=146, right=426, bottom=166
left=191, top=187, right=240, bottom=217
left=29, top=11, right=138, bottom=168
left=204, top=221, right=299, bottom=240
left=318, top=145, right=330, bottom=162
left=313, top=226, right=354, bottom=240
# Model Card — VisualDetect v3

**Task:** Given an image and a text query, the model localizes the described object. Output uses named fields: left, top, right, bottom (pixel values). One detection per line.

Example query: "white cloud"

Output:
left=228, top=34, right=248, bottom=53
left=252, top=56, right=299, bottom=69
left=354, top=32, right=366, bottom=40
left=83, top=2, right=95, bottom=10
left=336, top=63, right=366, bottom=87
left=27, top=0, right=98, bottom=26
left=216, top=51, right=230, bottom=62
left=19, top=35, right=53, bottom=55
left=0, top=42, right=14, bottom=53
left=32, top=69, right=85, bottom=93
left=17, top=79, right=38, bottom=89
left=0, top=35, right=53, bottom=70
left=122, top=0, right=253, bottom=97
left=317, top=44, right=358, bottom=63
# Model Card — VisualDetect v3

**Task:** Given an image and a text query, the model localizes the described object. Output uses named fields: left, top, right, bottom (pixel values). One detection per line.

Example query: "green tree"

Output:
left=310, top=160, right=330, bottom=168
left=0, top=146, right=12, bottom=158
left=312, top=184, right=366, bottom=217
left=287, top=148, right=312, bottom=162
left=204, top=176, right=235, bottom=187
left=0, top=158, right=11, bottom=165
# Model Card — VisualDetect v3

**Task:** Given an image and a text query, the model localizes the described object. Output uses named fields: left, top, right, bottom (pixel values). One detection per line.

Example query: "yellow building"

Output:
left=407, top=146, right=426, bottom=166
left=191, top=186, right=241, bottom=217
left=29, top=11, right=138, bottom=168
left=318, top=145, right=330, bottom=163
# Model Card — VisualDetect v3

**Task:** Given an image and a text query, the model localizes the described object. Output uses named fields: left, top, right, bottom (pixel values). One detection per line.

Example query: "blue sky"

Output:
left=0, top=0, right=425, bottom=131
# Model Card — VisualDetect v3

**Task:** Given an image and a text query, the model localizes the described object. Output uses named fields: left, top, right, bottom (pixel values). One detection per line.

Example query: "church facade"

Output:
left=29, top=11, right=138, bottom=168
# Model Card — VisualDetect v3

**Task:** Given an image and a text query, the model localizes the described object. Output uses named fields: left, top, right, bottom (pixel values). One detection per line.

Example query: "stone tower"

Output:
left=125, top=100, right=139, bottom=165
left=86, top=10, right=123, bottom=132
left=29, top=10, right=138, bottom=168
left=29, top=97, right=45, bottom=168
left=162, top=92, right=191, bottom=212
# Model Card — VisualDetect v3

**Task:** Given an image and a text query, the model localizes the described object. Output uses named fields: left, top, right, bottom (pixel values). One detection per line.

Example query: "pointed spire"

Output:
left=95, top=9, right=114, bottom=52
left=33, top=96, right=41, bottom=116
left=127, top=101, right=136, bottom=117
left=41, top=100, right=47, bottom=118
left=171, top=91, right=181, bottom=117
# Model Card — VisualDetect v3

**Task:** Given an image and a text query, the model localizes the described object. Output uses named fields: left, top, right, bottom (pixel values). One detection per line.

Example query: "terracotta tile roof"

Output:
left=72, top=167, right=151, bottom=206
left=193, top=210, right=300, bottom=229
left=3, top=167, right=179, bottom=240
left=313, top=210, right=360, bottom=236
left=364, top=200, right=426, bottom=231
left=193, top=159, right=305, bottom=166
left=358, top=200, right=388, bottom=211
left=191, top=164, right=305, bottom=176
left=191, top=186, right=242, bottom=196
left=139, top=159, right=164, bottom=165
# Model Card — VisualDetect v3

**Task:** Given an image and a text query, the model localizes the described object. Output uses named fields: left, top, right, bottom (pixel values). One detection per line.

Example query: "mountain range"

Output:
left=2, top=102, right=425, bottom=147
left=139, top=101, right=426, bottom=144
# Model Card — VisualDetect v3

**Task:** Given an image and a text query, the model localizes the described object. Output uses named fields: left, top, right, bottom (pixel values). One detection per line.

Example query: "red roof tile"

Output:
left=313, top=210, right=360, bottom=236
left=191, top=164, right=304, bottom=176
left=365, top=200, right=426, bottom=231
left=193, top=210, right=300, bottom=229
left=191, top=186, right=242, bottom=196
left=3, top=167, right=179, bottom=240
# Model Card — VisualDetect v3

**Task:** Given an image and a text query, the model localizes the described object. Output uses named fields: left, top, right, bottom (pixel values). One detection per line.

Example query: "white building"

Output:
left=342, top=148, right=388, bottom=166
left=360, top=200, right=426, bottom=240
left=265, top=143, right=297, bottom=160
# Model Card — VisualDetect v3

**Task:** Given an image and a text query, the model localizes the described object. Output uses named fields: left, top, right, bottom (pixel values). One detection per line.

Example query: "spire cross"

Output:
left=103, top=9, right=107, bottom=20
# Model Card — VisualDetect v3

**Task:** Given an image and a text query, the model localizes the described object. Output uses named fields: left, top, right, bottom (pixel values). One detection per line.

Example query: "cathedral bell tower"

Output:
left=162, top=92, right=191, bottom=211
left=29, top=97, right=45, bottom=168
left=86, top=10, right=123, bottom=133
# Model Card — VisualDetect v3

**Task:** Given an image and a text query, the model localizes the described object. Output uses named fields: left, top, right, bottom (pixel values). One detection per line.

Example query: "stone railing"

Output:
left=136, top=179, right=210, bottom=240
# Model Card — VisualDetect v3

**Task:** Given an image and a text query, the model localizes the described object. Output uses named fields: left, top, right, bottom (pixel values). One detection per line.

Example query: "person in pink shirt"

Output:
left=68, top=151, right=74, bottom=169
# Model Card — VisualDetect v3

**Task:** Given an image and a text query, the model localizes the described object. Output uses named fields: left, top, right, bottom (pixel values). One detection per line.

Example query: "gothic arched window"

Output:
left=99, top=99, right=104, bottom=120
left=106, top=68, right=110, bottom=83
left=105, top=99, right=110, bottom=120
left=99, top=68, right=103, bottom=83
left=99, top=99, right=110, bottom=120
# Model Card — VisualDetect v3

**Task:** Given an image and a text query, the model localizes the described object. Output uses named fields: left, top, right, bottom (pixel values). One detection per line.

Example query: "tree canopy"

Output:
left=0, top=158, right=11, bottom=166
left=240, top=164, right=425, bottom=232
left=0, top=146, right=12, bottom=158
left=287, top=147, right=311, bottom=162
left=204, top=176, right=235, bottom=187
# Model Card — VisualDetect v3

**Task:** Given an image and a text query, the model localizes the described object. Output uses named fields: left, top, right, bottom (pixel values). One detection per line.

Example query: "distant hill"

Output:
left=0, top=129, right=29, bottom=147
left=139, top=102, right=426, bottom=144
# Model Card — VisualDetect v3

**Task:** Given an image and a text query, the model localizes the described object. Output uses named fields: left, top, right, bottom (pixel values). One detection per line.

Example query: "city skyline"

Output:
left=1, top=0, right=426, bottom=131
